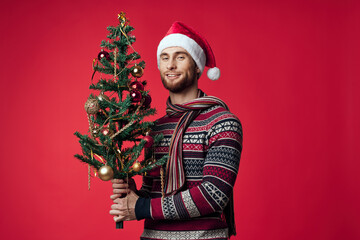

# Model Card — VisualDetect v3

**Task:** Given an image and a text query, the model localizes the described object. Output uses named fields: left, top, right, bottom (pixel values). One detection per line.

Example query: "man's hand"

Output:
left=110, top=178, right=137, bottom=200
left=110, top=190, right=139, bottom=222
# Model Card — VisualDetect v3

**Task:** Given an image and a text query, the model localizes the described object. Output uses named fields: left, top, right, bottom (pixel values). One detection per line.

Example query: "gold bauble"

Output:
left=131, top=65, right=144, bottom=78
left=97, top=92, right=110, bottom=102
left=132, top=161, right=142, bottom=172
left=98, top=165, right=114, bottom=181
left=84, top=97, right=100, bottom=114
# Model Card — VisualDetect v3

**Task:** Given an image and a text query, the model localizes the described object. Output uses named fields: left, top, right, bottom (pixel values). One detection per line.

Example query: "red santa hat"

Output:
left=157, top=21, right=220, bottom=80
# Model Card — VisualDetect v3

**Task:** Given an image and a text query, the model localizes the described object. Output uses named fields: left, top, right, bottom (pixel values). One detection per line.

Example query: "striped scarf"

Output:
left=164, top=89, right=229, bottom=195
left=164, top=89, right=236, bottom=236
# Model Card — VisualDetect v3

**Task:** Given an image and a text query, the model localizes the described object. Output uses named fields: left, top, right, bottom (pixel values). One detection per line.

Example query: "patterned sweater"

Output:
left=135, top=104, right=243, bottom=240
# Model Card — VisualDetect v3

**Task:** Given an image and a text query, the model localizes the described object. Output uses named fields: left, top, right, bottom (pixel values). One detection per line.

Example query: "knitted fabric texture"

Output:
left=137, top=92, right=242, bottom=240
left=164, top=90, right=229, bottom=195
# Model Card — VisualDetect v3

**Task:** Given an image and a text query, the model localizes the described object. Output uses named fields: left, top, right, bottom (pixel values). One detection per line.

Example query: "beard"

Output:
left=161, top=69, right=197, bottom=94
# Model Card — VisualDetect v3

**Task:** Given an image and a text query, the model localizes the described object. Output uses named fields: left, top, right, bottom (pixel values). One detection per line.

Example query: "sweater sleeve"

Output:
left=136, top=174, right=154, bottom=198
left=149, top=117, right=243, bottom=220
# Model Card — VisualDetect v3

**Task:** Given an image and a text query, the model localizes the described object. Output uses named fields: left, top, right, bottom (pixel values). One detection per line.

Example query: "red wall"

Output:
left=1, top=0, right=359, bottom=239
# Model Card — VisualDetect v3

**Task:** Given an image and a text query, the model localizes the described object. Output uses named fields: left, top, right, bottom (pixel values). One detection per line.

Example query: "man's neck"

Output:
left=169, top=86, right=199, bottom=105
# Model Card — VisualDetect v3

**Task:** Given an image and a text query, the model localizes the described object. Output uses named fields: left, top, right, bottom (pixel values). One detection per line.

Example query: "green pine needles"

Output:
left=74, top=13, right=167, bottom=180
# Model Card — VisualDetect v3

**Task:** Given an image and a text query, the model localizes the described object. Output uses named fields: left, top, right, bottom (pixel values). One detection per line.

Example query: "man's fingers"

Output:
left=111, top=179, right=124, bottom=184
left=112, top=203, right=123, bottom=210
left=109, top=209, right=120, bottom=215
left=113, top=189, right=130, bottom=194
left=110, top=190, right=129, bottom=200
left=112, top=183, right=129, bottom=189
left=113, top=215, right=124, bottom=222
left=109, top=178, right=135, bottom=222
left=113, top=198, right=123, bottom=204
left=110, top=209, right=123, bottom=215
left=110, top=194, right=122, bottom=200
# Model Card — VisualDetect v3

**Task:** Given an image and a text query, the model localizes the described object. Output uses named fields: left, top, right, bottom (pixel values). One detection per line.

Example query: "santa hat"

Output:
left=157, top=21, right=220, bottom=80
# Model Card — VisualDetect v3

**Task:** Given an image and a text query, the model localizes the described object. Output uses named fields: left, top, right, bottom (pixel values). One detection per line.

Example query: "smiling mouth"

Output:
left=166, top=73, right=181, bottom=80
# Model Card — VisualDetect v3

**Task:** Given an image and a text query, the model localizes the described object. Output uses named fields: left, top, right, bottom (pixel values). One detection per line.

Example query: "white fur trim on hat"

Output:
left=207, top=67, right=220, bottom=80
left=157, top=33, right=206, bottom=75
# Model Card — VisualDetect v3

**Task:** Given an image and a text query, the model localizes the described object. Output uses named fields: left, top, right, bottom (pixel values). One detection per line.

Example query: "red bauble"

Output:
left=98, top=50, right=110, bottom=61
left=130, top=90, right=142, bottom=102
left=129, top=81, right=144, bottom=91
left=144, top=135, right=154, bottom=148
left=143, top=95, right=152, bottom=108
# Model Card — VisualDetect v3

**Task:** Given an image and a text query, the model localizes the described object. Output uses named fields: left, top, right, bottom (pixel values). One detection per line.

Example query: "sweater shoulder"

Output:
left=198, top=105, right=242, bottom=129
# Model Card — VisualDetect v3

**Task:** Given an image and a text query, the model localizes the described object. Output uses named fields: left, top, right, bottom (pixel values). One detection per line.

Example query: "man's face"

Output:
left=159, top=47, right=200, bottom=93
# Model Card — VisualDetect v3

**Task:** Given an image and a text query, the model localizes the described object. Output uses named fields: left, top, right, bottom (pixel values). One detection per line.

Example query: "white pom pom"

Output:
left=207, top=67, right=220, bottom=80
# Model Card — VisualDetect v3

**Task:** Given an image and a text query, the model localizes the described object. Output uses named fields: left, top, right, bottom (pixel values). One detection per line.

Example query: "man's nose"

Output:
left=167, top=59, right=176, bottom=70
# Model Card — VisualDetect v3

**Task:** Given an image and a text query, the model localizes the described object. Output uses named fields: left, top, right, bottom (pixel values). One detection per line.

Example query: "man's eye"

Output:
left=178, top=56, right=185, bottom=60
left=162, top=57, right=168, bottom=61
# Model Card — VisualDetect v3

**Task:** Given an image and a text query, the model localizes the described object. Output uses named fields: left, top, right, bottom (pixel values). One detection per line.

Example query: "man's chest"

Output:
left=152, top=124, right=210, bottom=178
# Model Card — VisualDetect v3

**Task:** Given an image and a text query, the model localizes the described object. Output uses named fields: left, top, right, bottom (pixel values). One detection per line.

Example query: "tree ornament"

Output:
left=144, top=135, right=154, bottom=148
left=97, top=92, right=110, bottom=102
left=101, top=127, right=114, bottom=136
left=85, top=97, right=100, bottom=114
left=92, top=126, right=100, bottom=137
left=129, top=80, right=144, bottom=91
left=132, top=161, right=141, bottom=172
left=118, top=12, right=128, bottom=27
left=98, top=165, right=114, bottom=181
left=143, top=95, right=152, bottom=108
left=98, top=50, right=110, bottom=61
left=130, top=90, right=142, bottom=102
left=131, top=65, right=144, bottom=78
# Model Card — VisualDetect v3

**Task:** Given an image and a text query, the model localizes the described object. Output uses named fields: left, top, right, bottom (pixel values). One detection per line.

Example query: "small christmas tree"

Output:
left=74, top=12, right=167, bottom=229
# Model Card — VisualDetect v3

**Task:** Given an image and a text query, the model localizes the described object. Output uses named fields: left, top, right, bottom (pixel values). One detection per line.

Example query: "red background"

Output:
left=1, top=0, right=359, bottom=239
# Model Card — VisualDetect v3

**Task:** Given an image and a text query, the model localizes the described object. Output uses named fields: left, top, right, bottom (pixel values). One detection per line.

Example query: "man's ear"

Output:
left=195, top=67, right=201, bottom=80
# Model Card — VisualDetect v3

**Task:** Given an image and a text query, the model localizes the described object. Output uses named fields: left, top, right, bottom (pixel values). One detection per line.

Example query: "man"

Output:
left=110, top=21, right=243, bottom=240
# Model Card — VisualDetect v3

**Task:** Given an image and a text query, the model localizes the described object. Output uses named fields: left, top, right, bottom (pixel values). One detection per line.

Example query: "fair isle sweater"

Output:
left=135, top=104, right=243, bottom=240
